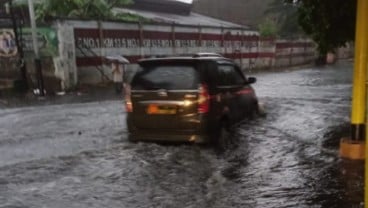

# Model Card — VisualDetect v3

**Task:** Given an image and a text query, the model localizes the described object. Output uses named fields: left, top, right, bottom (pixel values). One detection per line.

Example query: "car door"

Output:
left=207, top=62, right=236, bottom=123
left=215, top=63, right=255, bottom=123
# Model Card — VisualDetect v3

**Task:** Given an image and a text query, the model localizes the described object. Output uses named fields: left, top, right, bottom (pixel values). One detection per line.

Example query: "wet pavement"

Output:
left=0, top=61, right=363, bottom=208
left=0, top=84, right=122, bottom=109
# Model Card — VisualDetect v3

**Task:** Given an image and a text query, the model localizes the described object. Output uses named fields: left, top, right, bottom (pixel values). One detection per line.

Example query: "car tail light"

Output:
left=198, top=84, right=210, bottom=113
left=124, top=84, right=133, bottom=112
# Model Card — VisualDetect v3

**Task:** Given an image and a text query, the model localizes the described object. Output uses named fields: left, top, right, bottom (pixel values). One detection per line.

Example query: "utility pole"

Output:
left=27, top=0, right=44, bottom=96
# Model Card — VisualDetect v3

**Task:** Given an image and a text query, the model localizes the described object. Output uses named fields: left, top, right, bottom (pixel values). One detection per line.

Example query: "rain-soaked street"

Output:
left=0, top=61, right=363, bottom=208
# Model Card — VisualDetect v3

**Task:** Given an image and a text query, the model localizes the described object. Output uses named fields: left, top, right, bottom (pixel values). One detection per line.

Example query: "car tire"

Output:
left=128, top=134, right=138, bottom=143
left=257, top=102, right=266, bottom=117
left=214, top=121, right=231, bottom=151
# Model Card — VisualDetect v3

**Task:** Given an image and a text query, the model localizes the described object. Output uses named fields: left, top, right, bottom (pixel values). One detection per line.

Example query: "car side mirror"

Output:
left=246, top=77, right=257, bottom=84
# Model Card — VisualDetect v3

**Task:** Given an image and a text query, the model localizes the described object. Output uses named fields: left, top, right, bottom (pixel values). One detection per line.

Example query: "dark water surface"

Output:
left=0, top=61, right=363, bottom=208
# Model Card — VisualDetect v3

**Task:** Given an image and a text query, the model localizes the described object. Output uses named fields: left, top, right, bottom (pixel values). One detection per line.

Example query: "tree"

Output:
left=258, top=18, right=278, bottom=38
left=14, top=0, right=144, bottom=22
left=264, top=0, right=304, bottom=38
left=285, top=0, right=356, bottom=55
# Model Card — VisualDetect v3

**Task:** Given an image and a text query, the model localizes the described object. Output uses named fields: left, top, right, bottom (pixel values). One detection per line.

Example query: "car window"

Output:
left=216, top=64, right=245, bottom=86
left=131, top=65, right=198, bottom=90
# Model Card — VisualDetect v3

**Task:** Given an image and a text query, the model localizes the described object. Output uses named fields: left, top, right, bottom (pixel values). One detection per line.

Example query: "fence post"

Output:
left=139, top=21, right=144, bottom=58
left=198, top=25, right=202, bottom=53
left=171, top=23, right=176, bottom=55
left=240, top=29, right=245, bottom=70
left=97, top=20, right=105, bottom=83
left=221, top=26, right=225, bottom=55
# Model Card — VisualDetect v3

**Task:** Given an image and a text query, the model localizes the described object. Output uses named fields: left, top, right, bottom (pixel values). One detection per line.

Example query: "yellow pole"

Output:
left=352, top=0, right=368, bottom=140
left=364, top=0, right=368, bottom=201
left=339, top=0, right=368, bottom=160
left=354, top=0, right=368, bottom=208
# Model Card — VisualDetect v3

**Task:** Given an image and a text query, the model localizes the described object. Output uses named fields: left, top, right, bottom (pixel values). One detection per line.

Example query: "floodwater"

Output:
left=0, top=61, right=363, bottom=208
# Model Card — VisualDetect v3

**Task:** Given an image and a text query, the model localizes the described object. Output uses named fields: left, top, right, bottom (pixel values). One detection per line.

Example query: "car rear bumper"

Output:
left=128, top=132, right=210, bottom=143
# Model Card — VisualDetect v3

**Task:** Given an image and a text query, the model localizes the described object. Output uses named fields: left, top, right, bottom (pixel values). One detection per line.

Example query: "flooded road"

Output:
left=0, top=61, right=363, bottom=208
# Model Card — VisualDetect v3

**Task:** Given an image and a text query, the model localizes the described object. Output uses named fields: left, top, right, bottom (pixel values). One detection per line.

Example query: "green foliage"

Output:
left=114, top=13, right=150, bottom=22
left=265, top=0, right=304, bottom=38
left=258, top=18, right=278, bottom=38
left=14, top=0, right=139, bottom=22
left=285, top=0, right=356, bottom=55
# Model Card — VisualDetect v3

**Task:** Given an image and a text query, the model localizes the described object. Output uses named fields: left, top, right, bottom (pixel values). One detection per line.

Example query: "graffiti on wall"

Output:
left=75, top=29, right=259, bottom=49
left=0, top=29, right=17, bottom=57
left=1, top=27, right=60, bottom=57
left=21, top=27, right=59, bottom=57
left=74, top=28, right=261, bottom=66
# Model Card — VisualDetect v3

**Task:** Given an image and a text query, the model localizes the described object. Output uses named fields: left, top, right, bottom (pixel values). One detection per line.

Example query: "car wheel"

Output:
left=249, top=104, right=258, bottom=119
left=215, top=121, right=231, bottom=150
left=128, top=134, right=138, bottom=143
left=257, top=102, right=266, bottom=117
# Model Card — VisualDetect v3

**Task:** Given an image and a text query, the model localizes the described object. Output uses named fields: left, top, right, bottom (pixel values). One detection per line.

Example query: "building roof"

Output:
left=130, top=0, right=193, bottom=15
left=114, top=7, right=249, bottom=29
left=170, top=0, right=193, bottom=4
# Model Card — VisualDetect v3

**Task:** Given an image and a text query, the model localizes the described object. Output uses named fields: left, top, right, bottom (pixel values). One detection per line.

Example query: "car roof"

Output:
left=138, top=56, right=233, bottom=65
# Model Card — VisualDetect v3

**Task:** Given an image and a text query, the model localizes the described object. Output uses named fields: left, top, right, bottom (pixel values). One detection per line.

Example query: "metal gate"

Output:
left=0, top=0, right=27, bottom=90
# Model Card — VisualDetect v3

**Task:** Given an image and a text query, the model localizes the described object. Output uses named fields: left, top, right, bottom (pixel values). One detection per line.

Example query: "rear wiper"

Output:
left=146, top=86, right=161, bottom=90
left=146, top=85, right=170, bottom=90
left=145, top=86, right=162, bottom=90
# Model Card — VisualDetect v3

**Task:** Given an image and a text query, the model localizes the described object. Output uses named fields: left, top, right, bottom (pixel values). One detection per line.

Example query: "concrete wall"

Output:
left=0, top=26, right=66, bottom=92
left=274, top=40, right=316, bottom=68
left=53, top=21, right=78, bottom=90
left=0, top=57, right=19, bottom=79
left=1, top=20, right=321, bottom=90
left=54, top=20, right=318, bottom=85
left=68, top=20, right=264, bottom=84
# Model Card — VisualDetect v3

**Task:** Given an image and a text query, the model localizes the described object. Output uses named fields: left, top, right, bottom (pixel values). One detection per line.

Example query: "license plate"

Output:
left=147, top=104, right=177, bottom=115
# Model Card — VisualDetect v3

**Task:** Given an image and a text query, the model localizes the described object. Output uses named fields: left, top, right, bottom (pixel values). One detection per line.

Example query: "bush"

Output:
left=258, top=18, right=278, bottom=38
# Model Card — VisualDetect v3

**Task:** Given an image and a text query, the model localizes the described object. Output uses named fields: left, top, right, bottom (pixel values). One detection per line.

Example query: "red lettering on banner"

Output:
left=74, top=28, right=262, bottom=50
left=73, top=28, right=297, bottom=67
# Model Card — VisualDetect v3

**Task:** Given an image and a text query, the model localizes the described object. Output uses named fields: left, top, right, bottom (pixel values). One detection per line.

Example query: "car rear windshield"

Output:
left=131, top=65, right=199, bottom=90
